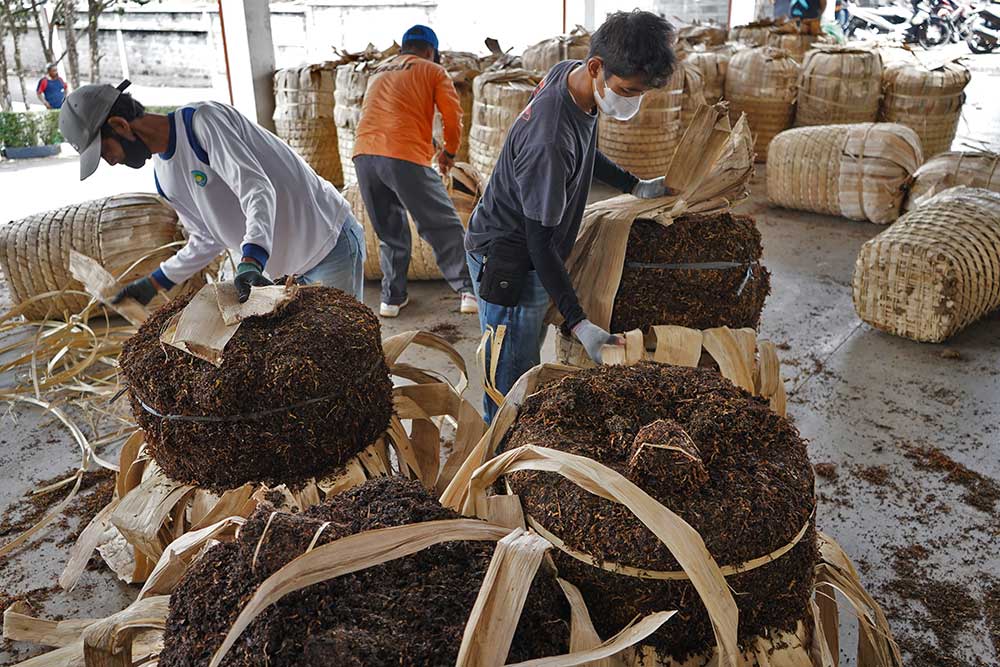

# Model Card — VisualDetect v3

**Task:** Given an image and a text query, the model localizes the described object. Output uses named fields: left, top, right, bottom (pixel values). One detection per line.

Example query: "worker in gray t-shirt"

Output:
left=464, top=10, right=678, bottom=423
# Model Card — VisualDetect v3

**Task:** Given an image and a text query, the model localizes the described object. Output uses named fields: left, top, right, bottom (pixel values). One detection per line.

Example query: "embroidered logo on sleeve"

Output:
left=191, top=170, right=208, bottom=188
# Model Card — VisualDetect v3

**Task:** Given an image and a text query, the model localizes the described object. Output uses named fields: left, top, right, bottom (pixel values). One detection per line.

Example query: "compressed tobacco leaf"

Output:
left=119, top=286, right=394, bottom=492
left=158, top=477, right=570, bottom=667
left=610, top=212, right=771, bottom=333
left=503, top=363, right=816, bottom=661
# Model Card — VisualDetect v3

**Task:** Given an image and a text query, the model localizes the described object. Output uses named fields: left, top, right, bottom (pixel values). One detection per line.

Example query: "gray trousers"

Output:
left=353, top=154, right=473, bottom=305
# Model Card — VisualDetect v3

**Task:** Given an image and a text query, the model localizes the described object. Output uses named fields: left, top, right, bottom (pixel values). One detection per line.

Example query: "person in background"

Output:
left=352, top=24, right=477, bottom=318
left=789, top=0, right=826, bottom=19
left=37, top=64, right=69, bottom=110
left=59, top=80, right=364, bottom=305
left=464, top=10, right=677, bottom=423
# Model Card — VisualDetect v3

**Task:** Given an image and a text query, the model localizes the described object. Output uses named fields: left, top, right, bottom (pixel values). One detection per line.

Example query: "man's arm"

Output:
left=191, top=105, right=278, bottom=269
left=594, top=150, right=639, bottom=193
left=155, top=229, right=226, bottom=287
left=433, top=68, right=463, bottom=162
left=525, top=221, right=585, bottom=328
left=36, top=79, right=50, bottom=108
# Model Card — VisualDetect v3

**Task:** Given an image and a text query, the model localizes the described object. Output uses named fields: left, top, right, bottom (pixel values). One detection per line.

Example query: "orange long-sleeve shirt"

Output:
left=353, top=54, right=463, bottom=166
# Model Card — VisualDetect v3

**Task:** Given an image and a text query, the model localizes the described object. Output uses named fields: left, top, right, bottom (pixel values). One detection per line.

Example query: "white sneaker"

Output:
left=379, top=297, right=409, bottom=318
left=460, top=292, right=479, bottom=314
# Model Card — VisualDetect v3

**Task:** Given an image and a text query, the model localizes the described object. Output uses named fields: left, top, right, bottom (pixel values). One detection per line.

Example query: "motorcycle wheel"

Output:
left=967, top=30, right=996, bottom=53
left=919, top=17, right=953, bottom=48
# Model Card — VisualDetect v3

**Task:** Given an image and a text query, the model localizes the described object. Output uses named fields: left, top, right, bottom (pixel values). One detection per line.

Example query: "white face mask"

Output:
left=592, top=70, right=643, bottom=121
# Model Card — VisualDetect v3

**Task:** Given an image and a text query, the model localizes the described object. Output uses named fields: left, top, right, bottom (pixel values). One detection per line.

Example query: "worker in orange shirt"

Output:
left=353, top=25, right=476, bottom=317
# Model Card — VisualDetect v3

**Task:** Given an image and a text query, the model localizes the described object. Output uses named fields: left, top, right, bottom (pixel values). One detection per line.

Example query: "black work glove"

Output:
left=234, top=260, right=273, bottom=303
left=112, top=276, right=157, bottom=306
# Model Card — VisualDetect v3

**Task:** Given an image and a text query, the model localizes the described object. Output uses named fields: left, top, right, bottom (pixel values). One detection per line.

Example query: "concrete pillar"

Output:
left=219, top=0, right=275, bottom=131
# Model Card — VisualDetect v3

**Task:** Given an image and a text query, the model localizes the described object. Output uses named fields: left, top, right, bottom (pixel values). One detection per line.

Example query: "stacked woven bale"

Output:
left=881, top=60, right=970, bottom=158
left=794, top=46, right=883, bottom=127
left=345, top=162, right=484, bottom=280
left=904, top=151, right=1000, bottom=211
left=679, top=63, right=707, bottom=135
left=766, top=19, right=832, bottom=63
left=767, top=123, right=923, bottom=224
left=436, top=51, right=483, bottom=163
left=725, top=47, right=801, bottom=161
left=729, top=19, right=777, bottom=47
left=334, top=45, right=398, bottom=187
left=521, top=27, right=590, bottom=73
left=159, top=477, right=571, bottom=666
left=273, top=62, right=343, bottom=188
left=853, top=187, right=1000, bottom=342
left=469, top=68, right=542, bottom=179
left=598, top=66, right=686, bottom=179
left=676, top=21, right=727, bottom=50
left=0, top=193, right=197, bottom=319
left=682, top=48, right=731, bottom=104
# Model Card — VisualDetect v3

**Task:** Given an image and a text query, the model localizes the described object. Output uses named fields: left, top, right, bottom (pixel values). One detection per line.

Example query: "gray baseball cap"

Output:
left=59, top=80, right=131, bottom=180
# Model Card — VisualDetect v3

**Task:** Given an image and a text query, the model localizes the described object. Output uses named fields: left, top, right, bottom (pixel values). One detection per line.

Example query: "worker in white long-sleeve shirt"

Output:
left=59, top=80, right=364, bottom=304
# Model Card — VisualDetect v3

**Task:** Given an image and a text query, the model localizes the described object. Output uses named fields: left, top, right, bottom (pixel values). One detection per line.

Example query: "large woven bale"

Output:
left=729, top=20, right=775, bottom=47
left=725, top=47, right=800, bottom=162
left=794, top=46, right=883, bottom=127
left=677, top=22, right=727, bottom=49
left=0, top=193, right=193, bottom=319
left=334, top=61, right=378, bottom=187
left=766, top=31, right=831, bottom=63
left=521, top=27, right=590, bottom=73
left=767, top=123, right=922, bottom=224
left=273, top=63, right=342, bottom=188
left=682, top=48, right=730, bottom=103
left=598, top=67, right=686, bottom=180
left=345, top=162, right=484, bottom=280
left=679, top=64, right=707, bottom=136
left=853, top=187, right=1000, bottom=342
left=881, top=60, right=970, bottom=159
left=437, top=51, right=484, bottom=163
left=904, top=151, right=1000, bottom=211
left=469, top=68, right=542, bottom=180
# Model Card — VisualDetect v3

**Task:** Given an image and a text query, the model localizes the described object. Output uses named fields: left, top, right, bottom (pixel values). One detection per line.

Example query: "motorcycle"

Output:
left=966, top=2, right=1000, bottom=51
left=934, top=0, right=976, bottom=40
left=844, top=0, right=954, bottom=47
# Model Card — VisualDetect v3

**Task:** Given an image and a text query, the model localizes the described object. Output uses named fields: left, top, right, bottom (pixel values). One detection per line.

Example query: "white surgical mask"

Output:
left=592, top=70, right=643, bottom=121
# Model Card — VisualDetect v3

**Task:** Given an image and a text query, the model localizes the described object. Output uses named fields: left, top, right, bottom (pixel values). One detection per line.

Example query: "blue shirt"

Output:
left=37, top=77, right=67, bottom=109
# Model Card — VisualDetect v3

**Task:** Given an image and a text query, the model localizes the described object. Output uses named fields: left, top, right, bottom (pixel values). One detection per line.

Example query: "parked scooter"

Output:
left=966, top=2, right=1000, bottom=51
left=844, top=0, right=954, bottom=47
left=934, top=0, right=976, bottom=41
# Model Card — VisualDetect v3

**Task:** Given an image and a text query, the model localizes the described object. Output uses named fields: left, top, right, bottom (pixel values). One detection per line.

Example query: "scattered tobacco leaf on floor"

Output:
left=814, top=462, right=838, bottom=480
left=158, top=478, right=569, bottom=667
left=939, top=349, right=962, bottom=361
left=502, top=362, right=815, bottom=661
left=984, top=578, right=1000, bottom=660
left=889, top=545, right=983, bottom=664
left=854, top=464, right=892, bottom=487
left=120, top=287, right=394, bottom=492
left=428, top=322, right=463, bottom=343
left=0, top=468, right=113, bottom=543
left=898, top=442, right=1000, bottom=514
left=610, top=213, right=771, bottom=334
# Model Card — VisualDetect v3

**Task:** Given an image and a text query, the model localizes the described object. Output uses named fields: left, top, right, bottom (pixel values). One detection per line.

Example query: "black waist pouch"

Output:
left=478, top=238, right=532, bottom=307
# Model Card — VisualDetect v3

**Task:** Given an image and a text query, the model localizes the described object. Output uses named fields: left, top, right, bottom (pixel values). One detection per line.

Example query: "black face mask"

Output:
left=116, top=131, right=151, bottom=169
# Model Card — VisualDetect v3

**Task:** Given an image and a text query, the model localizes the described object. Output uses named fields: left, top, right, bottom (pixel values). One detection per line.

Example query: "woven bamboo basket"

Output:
left=0, top=194, right=191, bottom=319
left=435, top=51, right=483, bottom=163
left=729, top=21, right=774, bottom=47
left=677, top=23, right=727, bottom=48
left=346, top=162, right=484, bottom=281
left=273, top=63, right=342, bottom=188
left=521, top=27, right=590, bottom=73
left=725, top=47, right=801, bottom=162
left=905, top=151, right=1000, bottom=211
left=853, top=187, right=1000, bottom=342
left=334, top=60, right=381, bottom=187
left=598, top=67, right=686, bottom=180
left=881, top=60, right=971, bottom=159
left=679, top=64, right=707, bottom=136
left=767, top=123, right=922, bottom=224
left=794, top=46, right=883, bottom=127
left=766, top=31, right=830, bottom=63
left=683, top=49, right=730, bottom=103
left=469, top=68, right=542, bottom=180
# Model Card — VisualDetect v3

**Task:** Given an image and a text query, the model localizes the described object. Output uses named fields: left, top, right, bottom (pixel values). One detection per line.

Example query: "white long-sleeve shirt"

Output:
left=151, top=101, right=351, bottom=286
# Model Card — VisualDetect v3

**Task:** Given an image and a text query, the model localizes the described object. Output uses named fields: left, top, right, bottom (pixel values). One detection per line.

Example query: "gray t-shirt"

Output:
left=465, top=61, right=599, bottom=259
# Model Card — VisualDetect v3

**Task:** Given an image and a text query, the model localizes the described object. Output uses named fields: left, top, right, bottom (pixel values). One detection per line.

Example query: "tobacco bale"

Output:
left=503, top=363, right=817, bottom=661
left=609, top=212, right=770, bottom=334
left=119, top=286, right=394, bottom=492
left=158, top=477, right=570, bottom=667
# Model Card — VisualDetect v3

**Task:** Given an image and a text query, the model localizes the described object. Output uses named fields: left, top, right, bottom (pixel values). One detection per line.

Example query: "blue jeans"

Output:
left=300, top=213, right=365, bottom=302
left=466, top=251, right=550, bottom=424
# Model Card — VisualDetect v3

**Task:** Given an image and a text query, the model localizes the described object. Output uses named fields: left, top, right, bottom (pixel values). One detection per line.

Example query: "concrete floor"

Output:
left=1, top=51, right=999, bottom=667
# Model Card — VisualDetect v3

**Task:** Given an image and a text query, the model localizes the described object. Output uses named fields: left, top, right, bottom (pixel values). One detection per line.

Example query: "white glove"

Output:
left=632, top=176, right=673, bottom=200
left=572, top=319, right=621, bottom=364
